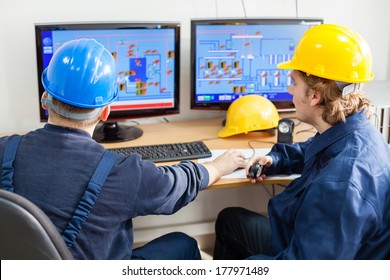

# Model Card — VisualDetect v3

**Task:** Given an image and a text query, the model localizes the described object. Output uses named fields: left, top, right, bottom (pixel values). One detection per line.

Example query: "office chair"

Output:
left=0, top=189, right=73, bottom=260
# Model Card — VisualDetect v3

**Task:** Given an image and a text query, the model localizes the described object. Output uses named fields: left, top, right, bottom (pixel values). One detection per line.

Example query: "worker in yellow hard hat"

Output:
left=214, top=24, right=390, bottom=260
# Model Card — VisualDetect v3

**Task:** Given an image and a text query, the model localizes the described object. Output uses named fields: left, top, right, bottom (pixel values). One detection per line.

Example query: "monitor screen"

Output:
left=35, top=22, right=180, bottom=142
left=190, top=18, right=323, bottom=112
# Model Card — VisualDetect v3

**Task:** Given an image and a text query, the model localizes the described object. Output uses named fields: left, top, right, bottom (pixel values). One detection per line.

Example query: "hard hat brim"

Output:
left=277, top=60, right=375, bottom=83
left=277, top=60, right=294, bottom=70
left=218, top=127, right=235, bottom=138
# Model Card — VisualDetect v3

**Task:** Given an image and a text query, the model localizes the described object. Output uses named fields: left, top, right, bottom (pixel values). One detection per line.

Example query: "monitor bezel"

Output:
left=190, top=17, right=323, bottom=112
left=34, top=21, right=181, bottom=122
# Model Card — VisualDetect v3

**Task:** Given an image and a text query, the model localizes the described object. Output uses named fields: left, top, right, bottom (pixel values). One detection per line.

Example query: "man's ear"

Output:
left=309, top=90, right=323, bottom=107
left=41, top=92, right=48, bottom=110
left=100, top=105, right=111, bottom=121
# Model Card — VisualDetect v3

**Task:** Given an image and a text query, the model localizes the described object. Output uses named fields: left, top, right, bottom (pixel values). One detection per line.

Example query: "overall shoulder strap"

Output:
left=62, top=150, right=116, bottom=249
left=1, top=135, right=23, bottom=192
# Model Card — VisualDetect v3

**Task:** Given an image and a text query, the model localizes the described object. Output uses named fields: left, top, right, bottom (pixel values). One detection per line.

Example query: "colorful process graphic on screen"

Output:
left=40, top=28, right=176, bottom=111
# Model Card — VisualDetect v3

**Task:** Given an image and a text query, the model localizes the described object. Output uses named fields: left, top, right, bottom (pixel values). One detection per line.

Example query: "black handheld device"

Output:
left=247, top=163, right=265, bottom=179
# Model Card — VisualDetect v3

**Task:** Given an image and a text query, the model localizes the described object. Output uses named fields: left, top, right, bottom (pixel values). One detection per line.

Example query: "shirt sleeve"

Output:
left=133, top=159, right=210, bottom=216
left=266, top=137, right=314, bottom=175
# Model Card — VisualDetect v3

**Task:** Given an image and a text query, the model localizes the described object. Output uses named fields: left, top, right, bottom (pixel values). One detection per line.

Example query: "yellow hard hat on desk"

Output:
left=218, top=95, right=280, bottom=138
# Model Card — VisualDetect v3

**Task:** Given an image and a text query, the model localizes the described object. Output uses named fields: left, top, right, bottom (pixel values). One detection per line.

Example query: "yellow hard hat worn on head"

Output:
left=277, top=24, right=374, bottom=83
left=218, top=95, right=280, bottom=138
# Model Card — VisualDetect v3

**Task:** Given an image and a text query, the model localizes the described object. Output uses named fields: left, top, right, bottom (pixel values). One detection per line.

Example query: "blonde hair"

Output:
left=48, top=97, right=103, bottom=128
left=299, top=72, right=371, bottom=125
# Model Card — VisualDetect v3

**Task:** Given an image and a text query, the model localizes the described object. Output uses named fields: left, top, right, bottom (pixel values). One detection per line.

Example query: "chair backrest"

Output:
left=0, top=189, right=74, bottom=260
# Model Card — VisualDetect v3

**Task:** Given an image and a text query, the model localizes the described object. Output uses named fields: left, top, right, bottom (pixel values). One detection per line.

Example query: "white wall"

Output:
left=1, top=0, right=389, bottom=133
left=1, top=0, right=390, bottom=244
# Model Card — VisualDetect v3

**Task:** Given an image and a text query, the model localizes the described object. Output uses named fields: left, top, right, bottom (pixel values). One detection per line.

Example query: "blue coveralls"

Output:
left=215, top=110, right=390, bottom=259
left=1, top=135, right=117, bottom=250
left=0, top=124, right=209, bottom=259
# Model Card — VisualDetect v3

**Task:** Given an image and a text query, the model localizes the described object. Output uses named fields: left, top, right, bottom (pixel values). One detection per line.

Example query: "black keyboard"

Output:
left=107, top=141, right=212, bottom=163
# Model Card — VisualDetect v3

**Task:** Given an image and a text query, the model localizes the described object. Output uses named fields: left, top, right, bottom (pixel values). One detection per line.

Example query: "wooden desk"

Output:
left=103, top=115, right=316, bottom=189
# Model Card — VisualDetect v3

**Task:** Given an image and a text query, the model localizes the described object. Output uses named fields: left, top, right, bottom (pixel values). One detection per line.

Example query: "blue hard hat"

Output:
left=41, top=38, right=118, bottom=108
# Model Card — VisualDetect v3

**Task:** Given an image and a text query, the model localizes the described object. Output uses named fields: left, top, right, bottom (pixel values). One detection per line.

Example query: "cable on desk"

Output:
left=296, top=127, right=317, bottom=135
left=245, top=139, right=275, bottom=160
left=293, top=119, right=317, bottom=135
left=198, top=137, right=220, bottom=142
left=248, top=139, right=275, bottom=146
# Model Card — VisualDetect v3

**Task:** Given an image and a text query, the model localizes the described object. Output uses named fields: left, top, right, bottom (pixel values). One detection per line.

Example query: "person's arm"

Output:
left=246, top=137, right=314, bottom=182
left=132, top=150, right=246, bottom=216
left=202, top=149, right=246, bottom=186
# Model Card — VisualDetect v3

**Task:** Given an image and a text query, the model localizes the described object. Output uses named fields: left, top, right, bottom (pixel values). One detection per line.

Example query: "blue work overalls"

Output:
left=1, top=135, right=116, bottom=250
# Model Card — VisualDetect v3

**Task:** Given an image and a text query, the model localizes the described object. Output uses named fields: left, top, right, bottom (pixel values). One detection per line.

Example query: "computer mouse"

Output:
left=247, top=163, right=264, bottom=179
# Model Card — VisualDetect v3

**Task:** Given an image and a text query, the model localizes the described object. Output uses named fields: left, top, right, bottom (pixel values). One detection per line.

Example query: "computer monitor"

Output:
left=35, top=22, right=180, bottom=143
left=190, top=18, right=323, bottom=112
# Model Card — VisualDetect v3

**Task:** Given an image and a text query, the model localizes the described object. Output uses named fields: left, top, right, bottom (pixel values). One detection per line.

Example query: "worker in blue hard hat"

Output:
left=0, top=38, right=246, bottom=260
left=40, top=38, right=118, bottom=121
left=40, top=38, right=118, bottom=133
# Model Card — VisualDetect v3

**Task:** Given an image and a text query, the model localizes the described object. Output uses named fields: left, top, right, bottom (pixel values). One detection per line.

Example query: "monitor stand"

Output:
left=93, top=122, right=143, bottom=143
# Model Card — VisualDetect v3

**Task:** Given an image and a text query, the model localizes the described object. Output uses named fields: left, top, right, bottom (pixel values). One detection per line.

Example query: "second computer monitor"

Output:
left=190, top=18, right=323, bottom=112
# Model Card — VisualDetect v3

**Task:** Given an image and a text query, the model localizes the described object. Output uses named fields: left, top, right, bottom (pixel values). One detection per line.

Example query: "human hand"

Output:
left=212, top=149, right=247, bottom=177
left=203, top=149, right=246, bottom=185
left=246, top=155, right=273, bottom=183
